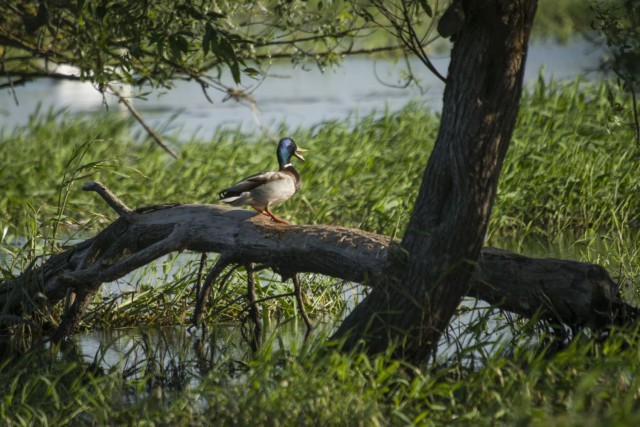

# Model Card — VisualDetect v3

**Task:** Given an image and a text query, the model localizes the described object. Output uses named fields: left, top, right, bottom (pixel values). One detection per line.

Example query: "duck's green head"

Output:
left=277, top=137, right=306, bottom=169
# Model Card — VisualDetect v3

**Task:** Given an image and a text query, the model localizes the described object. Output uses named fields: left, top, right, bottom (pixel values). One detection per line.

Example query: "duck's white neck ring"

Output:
left=283, top=163, right=293, bottom=168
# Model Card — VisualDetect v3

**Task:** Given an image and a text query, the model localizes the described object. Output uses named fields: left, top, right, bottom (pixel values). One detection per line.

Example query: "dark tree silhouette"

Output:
left=333, top=0, right=539, bottom=360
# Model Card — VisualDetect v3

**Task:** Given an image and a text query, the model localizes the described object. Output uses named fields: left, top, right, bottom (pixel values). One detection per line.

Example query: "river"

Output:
left=1, top=39, right=602, bottom=140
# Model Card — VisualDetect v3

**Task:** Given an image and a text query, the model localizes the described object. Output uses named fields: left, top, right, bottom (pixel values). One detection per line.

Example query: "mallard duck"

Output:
left=219, top=137, right=306, bottom=224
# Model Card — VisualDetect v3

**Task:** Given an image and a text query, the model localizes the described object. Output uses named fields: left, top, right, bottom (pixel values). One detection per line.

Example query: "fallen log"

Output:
left=0, top=182, right=635, bottom=340
left=474, top=247, right=634, bottom=331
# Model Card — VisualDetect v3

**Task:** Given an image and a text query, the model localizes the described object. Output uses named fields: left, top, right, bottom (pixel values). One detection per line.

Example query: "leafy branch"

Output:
left=0, top=0, right=445, bottom=155
left=593, top=0, right=640, bottom=155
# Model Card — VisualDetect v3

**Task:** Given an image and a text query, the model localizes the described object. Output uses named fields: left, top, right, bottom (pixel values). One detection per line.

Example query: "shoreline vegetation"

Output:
left=2, top=70, right=640, bottom=423
left=1, top=78, right=637, bottom=238
left=1, top=77, right=639, bottom=326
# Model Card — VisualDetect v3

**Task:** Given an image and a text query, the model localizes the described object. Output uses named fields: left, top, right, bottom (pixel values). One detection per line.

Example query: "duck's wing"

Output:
left=219, top=171, right=285, bottom=199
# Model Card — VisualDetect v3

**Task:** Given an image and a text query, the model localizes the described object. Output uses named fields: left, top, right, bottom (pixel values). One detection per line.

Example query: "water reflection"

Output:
left=72, top=319, right=332, bottom=385
left=3, top=229, right=632, bottom=371
left=65, top=298, right=535, bottom=380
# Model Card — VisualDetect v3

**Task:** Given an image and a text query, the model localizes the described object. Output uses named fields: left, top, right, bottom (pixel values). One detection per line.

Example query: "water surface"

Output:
left=0, top=39, right=602, bottom=140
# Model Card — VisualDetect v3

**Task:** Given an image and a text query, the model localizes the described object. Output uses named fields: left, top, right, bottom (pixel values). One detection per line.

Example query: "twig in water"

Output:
left=292, top=274, right=313, bottom=334
left=192, top=254, right=232, bottom=329
left=245, top=263, right=263, bottom=350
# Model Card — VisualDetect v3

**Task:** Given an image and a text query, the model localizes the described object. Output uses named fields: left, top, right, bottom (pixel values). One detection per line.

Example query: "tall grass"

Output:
left=493, top=77, right=640, bottom=238
left=0, top=105, right=438, bottom=237
left=2, top=77, right=640, bottom=425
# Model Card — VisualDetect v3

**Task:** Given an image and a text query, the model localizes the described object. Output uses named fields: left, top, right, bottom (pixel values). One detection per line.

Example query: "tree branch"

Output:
left=106, top=84, right=179, bottom=159
left=82, top=181, right=133, bottom=217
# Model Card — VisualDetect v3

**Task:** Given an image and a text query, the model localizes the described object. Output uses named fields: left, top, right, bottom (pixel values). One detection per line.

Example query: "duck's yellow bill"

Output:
left=294, top=147, right=307, bottom=161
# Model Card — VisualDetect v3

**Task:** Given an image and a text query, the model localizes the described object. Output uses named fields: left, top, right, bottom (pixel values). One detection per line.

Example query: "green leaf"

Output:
left=230, top=61, right=241, bottom=84
left=243, top=67, right=260, bottom=77
left=216, top=35, right=236, bottom=62
left=169, top=35, right=188, bottom=60
left=203, top=24, right=215, bottom=55
left=418, top=0, right=433, bottom=17
left=206, top=11, right=226, bottom=20
left=175, top=3, right=203, bottom=20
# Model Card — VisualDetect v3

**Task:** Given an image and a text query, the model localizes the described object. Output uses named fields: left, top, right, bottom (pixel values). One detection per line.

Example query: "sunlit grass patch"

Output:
left=492, top=77, right=640, bottom=237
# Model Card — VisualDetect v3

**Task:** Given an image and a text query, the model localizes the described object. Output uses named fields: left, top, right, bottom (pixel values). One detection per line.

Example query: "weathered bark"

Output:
left=473, top=248, right=634, bottom=331
left=332, top=0, right=539, bottom=360
left=0, top=187, right=634, bottom=341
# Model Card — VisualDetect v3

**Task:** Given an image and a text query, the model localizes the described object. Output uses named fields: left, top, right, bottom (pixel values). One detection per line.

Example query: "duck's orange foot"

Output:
left=252, top=207, right=290, bottom=224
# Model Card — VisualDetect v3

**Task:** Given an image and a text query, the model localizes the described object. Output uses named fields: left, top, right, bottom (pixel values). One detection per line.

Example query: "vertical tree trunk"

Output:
left=333, top=0, right=538, bottom=362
